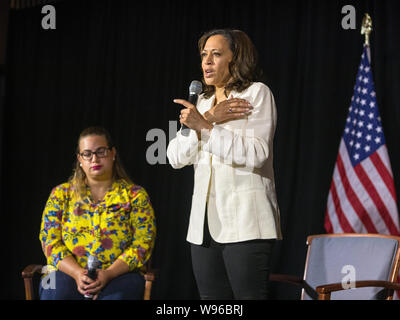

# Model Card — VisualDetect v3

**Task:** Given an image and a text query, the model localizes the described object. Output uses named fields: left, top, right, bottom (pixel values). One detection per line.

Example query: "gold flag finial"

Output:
left=361, top=13, right=373, bottom=46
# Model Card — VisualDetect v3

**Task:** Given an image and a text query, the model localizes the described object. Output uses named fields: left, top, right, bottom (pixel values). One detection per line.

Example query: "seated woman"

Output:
left=39, top=126, right=156, bottom=300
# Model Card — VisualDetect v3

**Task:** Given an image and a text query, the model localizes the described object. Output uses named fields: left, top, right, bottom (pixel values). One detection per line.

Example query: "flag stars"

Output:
left=342, top=51, right=387, bottom=167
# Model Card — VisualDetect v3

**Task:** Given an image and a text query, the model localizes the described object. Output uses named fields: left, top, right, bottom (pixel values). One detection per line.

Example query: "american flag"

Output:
left=325, top=46, right=400, bottom=235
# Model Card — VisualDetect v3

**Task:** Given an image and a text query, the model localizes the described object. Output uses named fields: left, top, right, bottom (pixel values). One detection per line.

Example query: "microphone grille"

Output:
left=87, top=255, right=99, bottom=269
left=189, top=80, right=203, bottom=95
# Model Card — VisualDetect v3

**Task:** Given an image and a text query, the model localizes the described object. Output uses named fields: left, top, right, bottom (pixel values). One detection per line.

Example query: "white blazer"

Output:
left=167, top=82, right=282, bottom=245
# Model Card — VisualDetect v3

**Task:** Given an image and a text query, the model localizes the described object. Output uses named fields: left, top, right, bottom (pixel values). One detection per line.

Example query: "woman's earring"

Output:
left=80, top=163, right=82, bottom=167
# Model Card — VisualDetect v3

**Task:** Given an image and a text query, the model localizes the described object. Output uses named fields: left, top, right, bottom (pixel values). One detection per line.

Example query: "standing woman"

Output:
left=39, top=126, right=156, bottom=300
left=167, top=29, right=282, bottom=299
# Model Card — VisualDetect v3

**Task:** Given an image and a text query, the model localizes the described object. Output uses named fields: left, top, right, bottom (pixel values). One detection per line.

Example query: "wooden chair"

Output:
left=22, top=260, right=157, bottom=300
left=270, top=233, right=400, bottom=300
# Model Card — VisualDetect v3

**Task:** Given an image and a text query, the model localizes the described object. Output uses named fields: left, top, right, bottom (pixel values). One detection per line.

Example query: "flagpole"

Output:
left=361, top=13, right=372, bottom=62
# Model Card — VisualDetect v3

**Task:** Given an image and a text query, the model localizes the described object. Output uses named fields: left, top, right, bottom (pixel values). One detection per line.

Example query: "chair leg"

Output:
left=24, top=278, right=34, bottom=300
left=143, top=280, right=153, bottom=300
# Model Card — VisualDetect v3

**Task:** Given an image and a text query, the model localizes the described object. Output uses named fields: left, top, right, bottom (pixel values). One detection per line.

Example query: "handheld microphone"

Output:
left=181, top=80, right=203, bottom=136
left=84, top=255, right=99, bottom=300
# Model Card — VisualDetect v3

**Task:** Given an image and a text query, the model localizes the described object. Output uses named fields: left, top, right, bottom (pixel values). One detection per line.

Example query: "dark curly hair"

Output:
left=198, top=29, right=263, bottom=99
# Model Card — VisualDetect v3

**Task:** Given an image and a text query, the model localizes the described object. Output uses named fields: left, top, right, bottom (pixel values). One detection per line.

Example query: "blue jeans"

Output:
left=39, top=270, right=145, bottom=300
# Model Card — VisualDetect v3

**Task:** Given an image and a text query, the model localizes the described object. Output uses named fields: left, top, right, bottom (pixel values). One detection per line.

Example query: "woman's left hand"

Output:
left=174, top=99, right=213, bottom=132
left=205, top=97, right=253, bottom=124
left=83, top=269, right=112, bottom=300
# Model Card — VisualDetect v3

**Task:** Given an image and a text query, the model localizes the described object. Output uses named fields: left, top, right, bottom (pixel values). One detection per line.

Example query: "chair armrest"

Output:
left=144, top=268, right=159, bottom=282
left=269, top=273, right=318, bottom=300
left=316, top=280, right=400, bottom=295
left=143, top=268, right=159, bottom=300
left=22, top=265, right=44, bottom=278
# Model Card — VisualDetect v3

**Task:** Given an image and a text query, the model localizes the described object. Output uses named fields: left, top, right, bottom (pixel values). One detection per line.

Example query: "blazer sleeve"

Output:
left=201, top=83, right=277, bottom=168
left=39, top=185, right=73, bottom=269
left=166, top=127, right=200, bottom=169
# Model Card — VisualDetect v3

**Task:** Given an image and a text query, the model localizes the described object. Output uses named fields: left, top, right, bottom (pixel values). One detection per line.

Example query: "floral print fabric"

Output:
left=39, top=179, right=156, bottom=273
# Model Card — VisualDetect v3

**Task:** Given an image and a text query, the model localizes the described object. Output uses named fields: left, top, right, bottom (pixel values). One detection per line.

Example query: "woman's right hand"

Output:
left=59, top=256, right=94, bottom=296
left=204, top=97, right=253, bottom=124
left=73, top=269, right=95, bottom=296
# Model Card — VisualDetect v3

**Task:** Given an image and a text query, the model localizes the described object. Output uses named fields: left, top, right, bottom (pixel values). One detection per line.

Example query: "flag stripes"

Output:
left=325, top=46, right=399, bottom=237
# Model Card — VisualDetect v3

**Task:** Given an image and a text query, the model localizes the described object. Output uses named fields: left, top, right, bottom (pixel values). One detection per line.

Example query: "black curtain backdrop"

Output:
left=2, top=0, right=400, bottom=300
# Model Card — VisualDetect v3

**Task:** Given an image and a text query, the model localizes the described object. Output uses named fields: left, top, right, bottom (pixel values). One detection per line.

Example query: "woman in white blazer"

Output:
left=167, top=29, right=282, bottom=299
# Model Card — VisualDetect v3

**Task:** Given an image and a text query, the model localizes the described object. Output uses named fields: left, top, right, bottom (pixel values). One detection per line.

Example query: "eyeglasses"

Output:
left=79, top=147, right=112, bottom=161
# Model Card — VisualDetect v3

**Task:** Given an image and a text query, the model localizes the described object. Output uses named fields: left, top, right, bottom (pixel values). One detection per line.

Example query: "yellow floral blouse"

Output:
left=39, top=179, right=156, bottom=273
